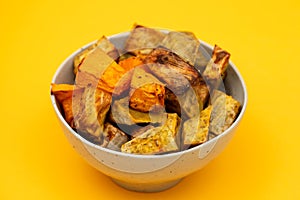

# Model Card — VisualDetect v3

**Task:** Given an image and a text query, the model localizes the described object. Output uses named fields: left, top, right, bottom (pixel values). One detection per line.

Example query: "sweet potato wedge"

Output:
left=203, top=45, right=230, bottom=89
left=129, top=67, right=165, bottom=112
left=125, top=24, right=165, bottom=53
left=209, top=90, right=241, bottom=135
left=74, top=36, right=119, bottom=75
left=121, top=113, right=180, bottom=154
left=182, top=106, right=212, bottom=148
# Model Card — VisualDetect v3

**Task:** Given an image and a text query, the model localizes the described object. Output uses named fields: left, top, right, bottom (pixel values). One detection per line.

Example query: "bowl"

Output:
left=50, top=31, right=247, bottom=192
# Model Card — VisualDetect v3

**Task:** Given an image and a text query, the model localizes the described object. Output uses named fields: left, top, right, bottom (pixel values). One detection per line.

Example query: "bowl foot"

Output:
left=111, top=178, right=182, bottom=193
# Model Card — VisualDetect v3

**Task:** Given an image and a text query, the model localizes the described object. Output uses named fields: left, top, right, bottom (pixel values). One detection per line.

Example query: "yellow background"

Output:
left=1, top=0, right=300, bottom=199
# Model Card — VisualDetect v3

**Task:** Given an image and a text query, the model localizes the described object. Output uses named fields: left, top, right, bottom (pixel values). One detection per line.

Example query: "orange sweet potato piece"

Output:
left=51, top=84, right=84, bottom=128
left=74, top=36, right=119, bottom=75
left=72, top=85, right=112, bottom=138
left=129, top=67, right=165, bottom=112
left=118, top=56, right=144, bottom=71
left=98, top=56, right=143, bottom=96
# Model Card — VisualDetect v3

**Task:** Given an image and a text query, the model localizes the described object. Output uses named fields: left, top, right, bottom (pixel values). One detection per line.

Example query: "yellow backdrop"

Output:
left=1, top=0, right=299, bottom=199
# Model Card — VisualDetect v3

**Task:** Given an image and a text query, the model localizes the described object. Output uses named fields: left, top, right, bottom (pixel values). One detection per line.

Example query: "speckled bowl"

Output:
left=50, top=31, right=247, bottom=192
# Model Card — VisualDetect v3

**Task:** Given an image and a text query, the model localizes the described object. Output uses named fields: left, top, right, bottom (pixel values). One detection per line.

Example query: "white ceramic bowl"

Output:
left=50, top=31, right=247, bottom=192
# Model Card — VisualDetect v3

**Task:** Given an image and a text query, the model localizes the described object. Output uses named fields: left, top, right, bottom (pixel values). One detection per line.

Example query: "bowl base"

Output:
left=111, top=178, right=182, bottom=193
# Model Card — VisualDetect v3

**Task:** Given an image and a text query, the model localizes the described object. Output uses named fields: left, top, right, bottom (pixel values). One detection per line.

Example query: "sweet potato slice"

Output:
left=121, top=113, right=180, bottom=154
left=131, top=125, right=155, bottom=139
left=146, top=63, right=190, bottom=95
left=164, top=88, right=181, bottom=116
left=160, top=31, right=200, bottom=65
left=101, top=123, right=129, bottom=151
left=76, top=48, right=143, bottom=96
left=72, top=85, right=111, bottom=138
left=191, top=78, right=210, bottom=108
left=144, top=47, right=200, bottom=85
left=97, top=61, right=128, bottom=94
left=203, top=45, right=230, bottom=89
left=51, top=84, right=75, bottom=102
left=109, top=97, right=166, bottom=125
left=75, top=48, right=115, bottom=88
left=74, top=36, right=119, bottom=75
left=182, top=106, right=212, bottom=148
left=110, top=56, right=143, bottom=96
left=125, top=24, right=165, bottom=53
left=209, top=90, right=241, bottom=135
left=164, top=78, right=208, bottom=120
left=129, top=67, right=165, bottom=112
left=51, top=84, right=84, bottom=128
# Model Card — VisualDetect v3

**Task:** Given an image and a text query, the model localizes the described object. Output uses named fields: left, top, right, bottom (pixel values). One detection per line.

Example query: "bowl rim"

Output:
left=50, top=31, right=248, bottom=159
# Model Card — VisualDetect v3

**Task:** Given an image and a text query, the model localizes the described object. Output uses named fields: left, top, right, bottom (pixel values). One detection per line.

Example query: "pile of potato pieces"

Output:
left=51, top=24, right=241, bottom=155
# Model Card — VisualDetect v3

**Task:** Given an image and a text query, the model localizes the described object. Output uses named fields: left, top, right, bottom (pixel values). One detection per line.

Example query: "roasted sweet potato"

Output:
left=191, top=78, right=210, bottom=107
left=203, top=45, right=230, bottom=89
left=51, top=84, right=84, bottom=128
left=164, top=88, right=181, bottom=115
left=97, top=61, right=127, bottom=94
left=144, top=47, right=200, bottom=85
left=129, top=67, right=165, bottom=112
left=109, top=97, right=166, bottom=125
left=76, top=48, right=143, bottom=96
left=209, top=90, right=241, bottom=135
left=75, top=48, right=115, bottom=88
left=74, top=36, right=119, bottom=75
left=121, top=113, right=180, bottom=154
left=146, top=63, right=190, bottom=95
left=125, top=24, right=165, bottom=53
left=112, top=56, right=144, bottom=96
left=72, top=85, right=111, bottom=138
left=131, top=125, right=155, bottom=138
left=182, top=106, right=212, bottom=148
left=164, top=78, right=208, bottom=120
left=160, top=31, right=200, bottom=65
left=101, top=123, right=129, bottom=151
left=97, top=56, right=143, bottom=95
